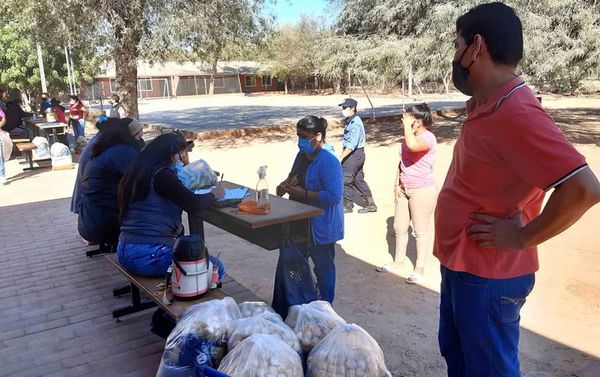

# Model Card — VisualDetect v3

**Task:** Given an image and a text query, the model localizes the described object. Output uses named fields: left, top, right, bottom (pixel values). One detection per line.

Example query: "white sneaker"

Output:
left=406, top=272, right=424, bottom=284
left=376, top=263, right=403, bottom=273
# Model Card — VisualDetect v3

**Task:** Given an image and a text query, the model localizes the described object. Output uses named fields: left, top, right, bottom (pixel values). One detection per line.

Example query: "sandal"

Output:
left=406, top=273, right=423, bottom=284
left=376, top=263, right=403, bottom=273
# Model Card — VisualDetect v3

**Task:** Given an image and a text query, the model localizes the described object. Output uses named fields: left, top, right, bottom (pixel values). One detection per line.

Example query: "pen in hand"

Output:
left=219, top=173, right=224, bottom=186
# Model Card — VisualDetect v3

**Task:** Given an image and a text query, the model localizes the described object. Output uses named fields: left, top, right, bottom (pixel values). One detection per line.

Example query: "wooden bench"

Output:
left=104, top=254, right=263, bottom=321
left=15, top=142, right=50, bottom=171
left=10, top=138, right=30, bottom=144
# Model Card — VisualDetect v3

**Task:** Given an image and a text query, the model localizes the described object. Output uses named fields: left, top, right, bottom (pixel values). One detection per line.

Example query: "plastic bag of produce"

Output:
left=178, top=159, right=218, bottom=190
left=307, top=323, right=391, bottom=377
left=238, top=301, right=278, bottom=319
left=50, top=143, right=73, bottom=170
left=285, top=300, right=346, bottom=352
left=218, top=334, right=303, bottom=377
left=157, top=297, right=241, bottom=376
left=229, top=314, right=301, bottom=353
left=31, top=136, right=50, bottom=160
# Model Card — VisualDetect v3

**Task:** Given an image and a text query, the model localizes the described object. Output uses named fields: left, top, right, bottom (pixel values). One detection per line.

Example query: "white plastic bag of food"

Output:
left=177, top=159, right=218, bottom=190
left=0, top=130, right=13, bottom=161
left=218, top=334, right=303, bottom=377
left=50, top=143, right=73, bottom=170
left=156, top=297, right=241, bottom=376
left=229, top=314, right=301, bottom=353
left=31, top=136, right=50, bottom=160
left=307, top=323, right=392, bottom=377
left=285, top=300, right=346, bottom=352
left=238, top=301, right=278, bottom=319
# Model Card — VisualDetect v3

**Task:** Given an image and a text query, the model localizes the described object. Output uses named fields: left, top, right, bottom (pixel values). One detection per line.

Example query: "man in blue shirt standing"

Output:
left=339, top=98, right=377, bottom=213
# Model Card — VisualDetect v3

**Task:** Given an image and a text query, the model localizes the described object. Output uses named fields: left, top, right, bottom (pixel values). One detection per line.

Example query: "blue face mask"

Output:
left=172, top=160, right=184, bottom=174
left=298, top=136, right=316, bottom=155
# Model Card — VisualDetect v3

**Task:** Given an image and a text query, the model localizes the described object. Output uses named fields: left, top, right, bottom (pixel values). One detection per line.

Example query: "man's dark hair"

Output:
left=297, top=115, right=328, bottom=139
left=111, top=94, right=120, bottom=102
left=456, top=2, right=523, bottom=66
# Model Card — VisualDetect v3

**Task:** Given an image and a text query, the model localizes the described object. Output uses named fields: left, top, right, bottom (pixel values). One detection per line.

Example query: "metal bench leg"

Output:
left=113, top=285, right=131, bottom=297
left=22, top=151, right=35, bottom=171
left=86, top=243, right=114, bottom=258
left=112, top=283, right=157, bottom=321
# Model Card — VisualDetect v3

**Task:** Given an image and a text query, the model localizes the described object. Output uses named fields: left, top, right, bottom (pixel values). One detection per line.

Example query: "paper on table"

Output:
left=194, top=187, right=214, bottom=195
left=194, top=187, right=250, bottom=201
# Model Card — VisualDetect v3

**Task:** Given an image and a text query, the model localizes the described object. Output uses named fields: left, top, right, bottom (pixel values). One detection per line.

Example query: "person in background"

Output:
left=77, top=118, right=143, bottom=247
left=2, top=89, right=33, bottom=139
left=51, top=98, right=67, bottom=124
left=0, top=88, right=7, bottom=112
left=117, top=133, right=225, bottom=278
left=436, top=3, right=600, bottom=376
left=108, top=94, right=127, bottom=119
left=377, top=103, right=437, bottom=284
left=40, top=93, right=52, bottom=114
left=69, top=95, right=88, bottom=149
left=273, top=116, right=344, bottom=317
left=0, top=107, right=8, bottom=184
left=71, top=116, right=144, bottom=216
left=338, top=98, right=377, bottom=214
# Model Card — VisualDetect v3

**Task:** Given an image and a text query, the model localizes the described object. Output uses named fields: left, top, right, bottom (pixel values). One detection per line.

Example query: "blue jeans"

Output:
left=117, top=241, right=225, bottom=279
left=271, top=242, right=336, bottom=318
left=438, top=266, right=535, bottom=377
left=73, top=119, right=85, bottom=140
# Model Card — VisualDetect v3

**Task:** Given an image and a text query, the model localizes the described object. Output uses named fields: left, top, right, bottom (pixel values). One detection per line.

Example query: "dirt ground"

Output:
left=1, top=95, right=599, bottom=376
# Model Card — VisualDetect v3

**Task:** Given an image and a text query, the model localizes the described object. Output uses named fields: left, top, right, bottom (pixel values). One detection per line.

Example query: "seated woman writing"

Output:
left=78, top=118, right=143, bottom=247
left=272, top=116, right=344, bottom=317
left=117, top=133, right=225, bottom=278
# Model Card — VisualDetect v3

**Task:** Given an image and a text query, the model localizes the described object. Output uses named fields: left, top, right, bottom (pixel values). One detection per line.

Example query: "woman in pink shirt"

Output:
left=377, top=103, right=437, bottom=284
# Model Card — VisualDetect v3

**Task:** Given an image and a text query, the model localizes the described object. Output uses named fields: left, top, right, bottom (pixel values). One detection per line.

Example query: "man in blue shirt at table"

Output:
left=40, top=93, right=52, bottom=113
left=338, top=98, right=377, bottom=213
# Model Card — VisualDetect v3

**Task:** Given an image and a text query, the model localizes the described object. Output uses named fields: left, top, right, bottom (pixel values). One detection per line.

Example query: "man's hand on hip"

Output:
left=467, top=212, right=525, bottom=250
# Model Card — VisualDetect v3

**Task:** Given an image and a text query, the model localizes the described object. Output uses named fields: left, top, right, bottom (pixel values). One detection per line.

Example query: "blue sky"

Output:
left=271, top=0, right=339, bottom=25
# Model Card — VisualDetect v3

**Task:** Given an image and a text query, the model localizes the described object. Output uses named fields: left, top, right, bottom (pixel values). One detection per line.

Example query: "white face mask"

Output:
left=342, top=108, right=353, bottom=118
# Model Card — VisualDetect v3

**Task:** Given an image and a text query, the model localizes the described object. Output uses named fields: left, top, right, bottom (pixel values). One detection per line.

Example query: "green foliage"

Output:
left=0, top=1, right=101, bottom=93
left=330, top=0, right=600, bottom=93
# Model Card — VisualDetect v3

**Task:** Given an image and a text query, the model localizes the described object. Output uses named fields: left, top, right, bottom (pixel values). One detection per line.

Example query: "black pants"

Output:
left=342, top=148, right=372, bottom=204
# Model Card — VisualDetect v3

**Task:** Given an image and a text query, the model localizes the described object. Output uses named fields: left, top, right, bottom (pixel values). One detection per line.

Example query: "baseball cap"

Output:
left=128, top=119, right=144, bottom=136
left=338, top=98, right=358, bottom=108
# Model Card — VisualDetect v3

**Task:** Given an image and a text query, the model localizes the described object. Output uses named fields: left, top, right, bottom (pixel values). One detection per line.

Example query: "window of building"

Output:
left=138, top=79, right=153, bottom=92
left=245, top=75, right=256, bottom=87
left=109, top=80, right=117, bottom=93
left=262, top=75, right=272, bottom=87
left=214, top=76, right=224, bottom=88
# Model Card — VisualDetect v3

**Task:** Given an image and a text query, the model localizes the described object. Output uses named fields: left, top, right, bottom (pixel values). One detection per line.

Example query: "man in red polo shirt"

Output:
left=435, top=3, right=600, bottom=376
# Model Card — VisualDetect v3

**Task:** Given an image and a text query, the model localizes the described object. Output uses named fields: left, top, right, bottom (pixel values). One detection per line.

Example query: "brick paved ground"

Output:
left=0, top=198, right=164, bottom=377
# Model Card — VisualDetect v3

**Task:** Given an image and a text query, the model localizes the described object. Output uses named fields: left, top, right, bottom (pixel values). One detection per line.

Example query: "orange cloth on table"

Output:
left=238, top=199, right=271, bottom=215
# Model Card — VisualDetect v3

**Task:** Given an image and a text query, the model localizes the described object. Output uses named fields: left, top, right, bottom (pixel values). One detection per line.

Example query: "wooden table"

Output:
left=190, top=181, right=324, bottom=250
left=27, top=120, right=67, bottom=144
left=105, top=254, right=262, bottom=321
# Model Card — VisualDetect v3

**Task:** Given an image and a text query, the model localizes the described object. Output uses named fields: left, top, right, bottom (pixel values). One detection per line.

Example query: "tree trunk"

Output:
left=442, top=71, right=450, bottom=94
left=114, top=24, right=141, bottom=119
left=408, top=65, right=413, bottom=97
left=209, top=59, right=218, bottom=95
left=334, top=79, right=341, bottom=94
left=284, top=80, right=288, bottom=95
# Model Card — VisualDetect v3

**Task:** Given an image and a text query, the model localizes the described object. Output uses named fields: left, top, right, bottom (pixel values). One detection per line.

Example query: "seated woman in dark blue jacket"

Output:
left=273, top=116, right=344, bottom=317
left=117, top=133, right=224, bottom=277
left=77, top=118, right=142, bottom=246
left=71, top=116, right=144, bottom=216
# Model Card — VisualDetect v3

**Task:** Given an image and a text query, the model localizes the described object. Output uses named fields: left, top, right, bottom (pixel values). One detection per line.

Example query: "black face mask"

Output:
left=452, top=45, right=475, bottom=96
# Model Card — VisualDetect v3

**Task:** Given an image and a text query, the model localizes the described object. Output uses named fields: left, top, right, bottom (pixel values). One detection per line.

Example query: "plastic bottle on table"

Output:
left=256, top=165, right=271, bottom=214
